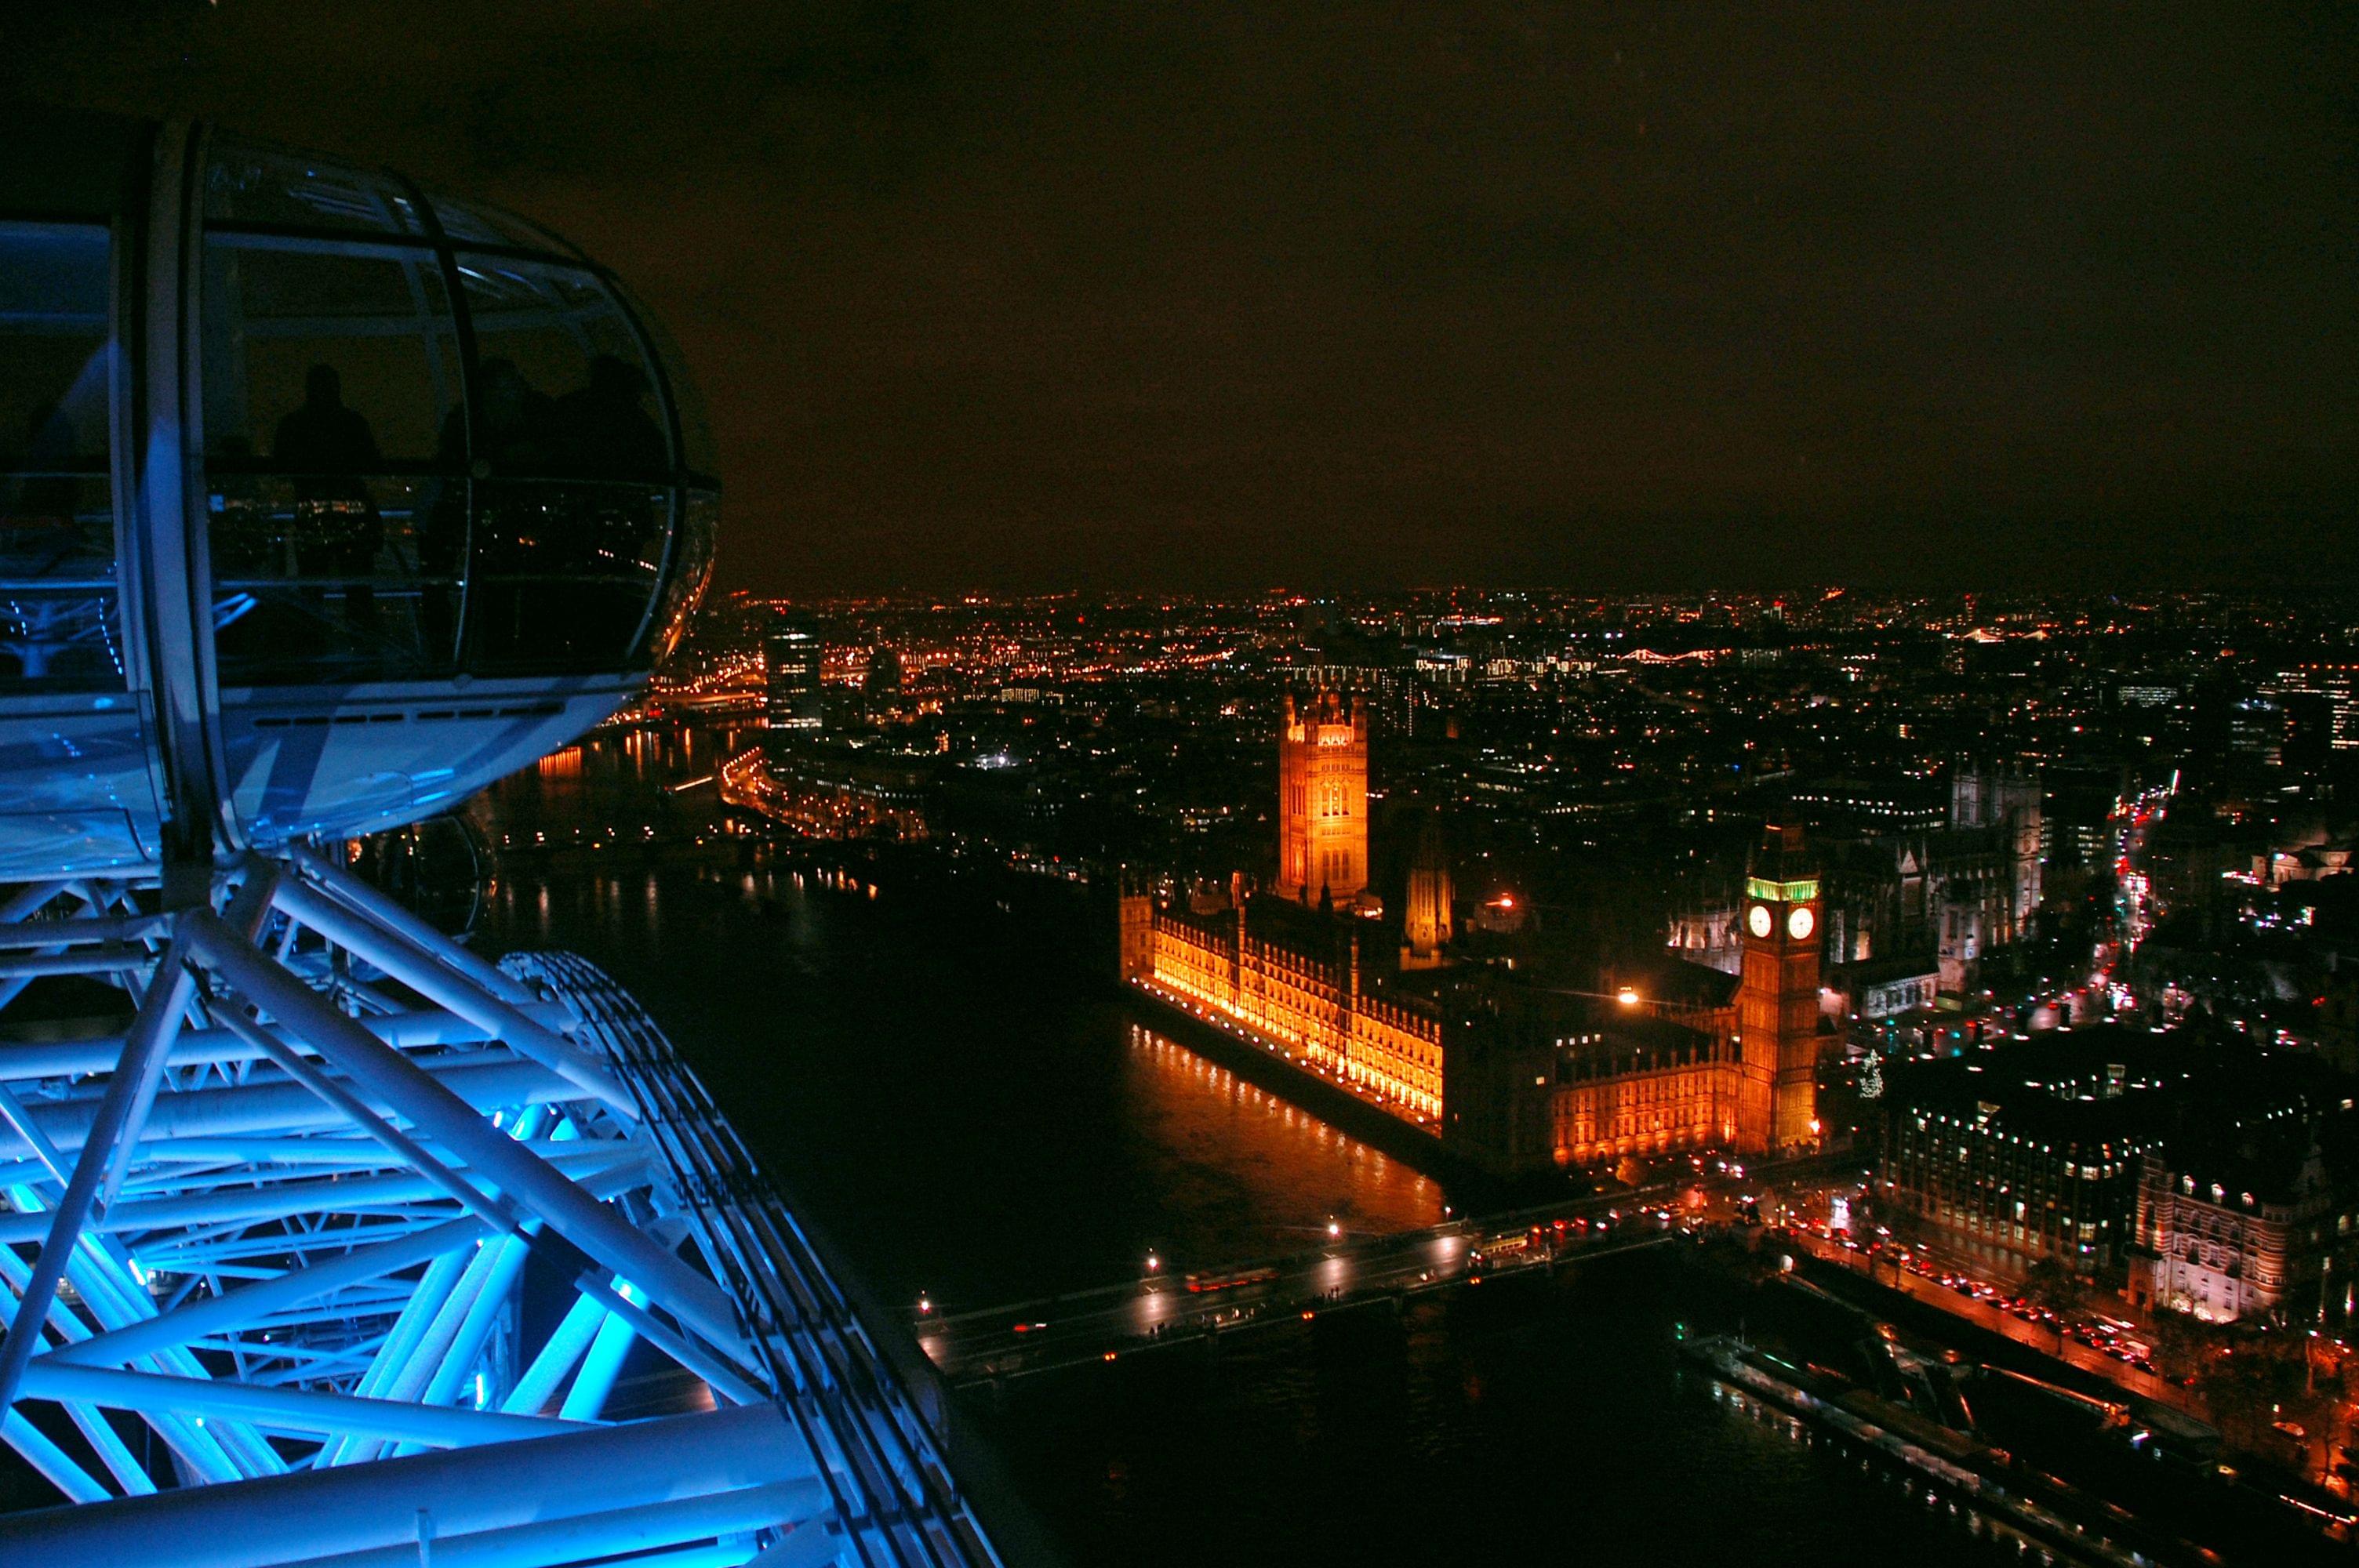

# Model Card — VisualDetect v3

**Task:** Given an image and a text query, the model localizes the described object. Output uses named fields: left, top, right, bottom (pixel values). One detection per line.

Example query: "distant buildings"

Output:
left=1667, top=761, right=2044, bottom=1027
left=748, top=744, right=932, bottom=842
left=1879, top=1027, right=2359, bottom=1312
left=2269, top=662, right=2359, bottom=753
left=763, top=611, right=824, bottom=731
left=674, top=586, right=2359, bottom=1204
left=1821, top=763, right=2042, bottom=995
left=1787, top=775, right=1948, bottom=834
left=1881, top=1032, right=2161, bottom=1277
left=2133, top=1132, right=2349, bottom=1324
left=1121, top=689, right=1825, bottom=1174
left=1125, top=891, right=1448, bottom=1120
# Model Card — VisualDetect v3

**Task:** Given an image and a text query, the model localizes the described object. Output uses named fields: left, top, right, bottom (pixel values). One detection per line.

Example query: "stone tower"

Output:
left=1117, top=880, right=1154, bottom=982
left=1400, top=809, right=1455, bottom=969
left=1278, top=690, right=1369, bottom=906
left=1736, top=822, right=1823, bottom=1155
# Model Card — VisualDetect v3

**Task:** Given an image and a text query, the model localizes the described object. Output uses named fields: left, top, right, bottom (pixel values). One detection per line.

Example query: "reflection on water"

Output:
left=1117, top=1023, right=1440, bottom=1264
left=472, top=815, right=1441, bottom=1308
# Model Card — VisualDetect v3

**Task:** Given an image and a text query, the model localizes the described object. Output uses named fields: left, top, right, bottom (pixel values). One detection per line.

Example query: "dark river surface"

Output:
left=460, top=724, right=2005, bottom=1566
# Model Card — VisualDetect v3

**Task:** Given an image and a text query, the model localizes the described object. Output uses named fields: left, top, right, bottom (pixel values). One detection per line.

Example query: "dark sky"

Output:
left=9, top=2, right=2357, bottom=594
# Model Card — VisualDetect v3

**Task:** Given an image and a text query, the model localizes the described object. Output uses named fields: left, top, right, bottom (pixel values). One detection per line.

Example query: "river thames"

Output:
left=460, top=722, right=2001, bottom=1566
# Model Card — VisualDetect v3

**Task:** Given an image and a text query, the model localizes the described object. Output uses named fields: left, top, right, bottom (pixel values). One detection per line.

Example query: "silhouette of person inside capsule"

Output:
left=273, top=364, right=384, bottom=647
left=551, top=354, right=666, bottom=479
left=456, top=356, right=559, bottom=477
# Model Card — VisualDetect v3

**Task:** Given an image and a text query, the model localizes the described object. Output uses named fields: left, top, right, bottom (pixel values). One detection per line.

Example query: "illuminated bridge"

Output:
left=917, top=1193, right=1695, bottom=1385
left=0, top=109, right=1009, bottom=1566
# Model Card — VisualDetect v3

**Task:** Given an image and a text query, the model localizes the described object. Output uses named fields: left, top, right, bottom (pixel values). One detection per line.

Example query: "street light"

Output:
left=1539, top=984, right=1648, bottom=1009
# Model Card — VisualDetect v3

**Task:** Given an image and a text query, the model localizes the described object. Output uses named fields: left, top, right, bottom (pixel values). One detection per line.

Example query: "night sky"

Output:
left=8, top=3, right=2357, bottom=594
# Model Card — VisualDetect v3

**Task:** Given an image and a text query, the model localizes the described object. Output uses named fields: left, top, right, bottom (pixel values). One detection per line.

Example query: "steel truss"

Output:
left=0, top=850, right=1003, bottom=1568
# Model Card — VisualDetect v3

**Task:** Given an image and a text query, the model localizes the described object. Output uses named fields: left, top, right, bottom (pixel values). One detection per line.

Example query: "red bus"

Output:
left=1185, top=1266, right=1279, bottom=1294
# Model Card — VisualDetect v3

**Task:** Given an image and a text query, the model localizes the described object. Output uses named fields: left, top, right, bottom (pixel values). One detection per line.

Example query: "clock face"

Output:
left=1747, top=904, right=1773, bottom=938
left=1787, top=905, right=1816, bottom=941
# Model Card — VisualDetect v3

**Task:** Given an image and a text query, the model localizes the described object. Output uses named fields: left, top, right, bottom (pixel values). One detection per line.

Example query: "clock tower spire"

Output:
left=1736, top=822, right=1823, bottom=1155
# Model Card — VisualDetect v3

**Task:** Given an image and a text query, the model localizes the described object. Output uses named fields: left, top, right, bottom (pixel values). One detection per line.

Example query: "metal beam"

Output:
left=286, top=847, right=540, bottom=1005
left=0, top=945, right=162, bottom=977
left=189, top=912, right=742, bottom=1350
left=0, top=910, right=169, bottom=949
left=267, top=879, right=634, bottom=1117
left=0, top=1056, right=579, bottom=1170
left=296, top=1479, right=828, bottom=1568
left=3, top=1407, right=110, bottom=1504
left=3, top=1403, right=820, bottom=1568
left=16, top=1359, right=583, bottom=1447
left=0, top=1144, right=640, bottom=1247
left=100, top=863, right=278, bottom=1214
left=51, top=1214, right=492, bottom=1367
left=557, top=1280, right=639, bottom=1421
left=503, top=1293, right=605, bottom=1417
left=0, top=1000, right=579, bottom=1083
left=573, top=1271, right=766, bottom=1406
left=212, top=1004, right=523, bottom=1236
left=0, top=932, right=200, bottom=1417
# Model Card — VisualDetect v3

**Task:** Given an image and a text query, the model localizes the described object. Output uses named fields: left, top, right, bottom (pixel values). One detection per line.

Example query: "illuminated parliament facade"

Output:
left=1119, top=691, right=1825, bottom=1175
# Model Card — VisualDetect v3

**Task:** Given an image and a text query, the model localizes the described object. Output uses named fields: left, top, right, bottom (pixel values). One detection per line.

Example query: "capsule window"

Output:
left=0, top=220, right=125, bottom=689
left=454, top=259, right=669, bottom=481
left=466, top=481, right=671, bottom=673
left=201, top=237, right=466, bottom=682
left=202, top=237, right=461, bottom=463
left=431, top=196, right=578, bottom=258
left=619, top=285, right=718, bottom=478
left=644, top=488, right=719, bottom=664
left=204, top=137, right=428, bottom=237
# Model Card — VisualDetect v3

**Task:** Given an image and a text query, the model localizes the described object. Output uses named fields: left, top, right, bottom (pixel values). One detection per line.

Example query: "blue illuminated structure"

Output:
left=0, top=107, right=1005, bottom=1566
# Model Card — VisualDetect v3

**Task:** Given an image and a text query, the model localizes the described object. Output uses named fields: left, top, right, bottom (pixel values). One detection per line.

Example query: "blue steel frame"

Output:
left=0, top=848, right=1005, bottom=1567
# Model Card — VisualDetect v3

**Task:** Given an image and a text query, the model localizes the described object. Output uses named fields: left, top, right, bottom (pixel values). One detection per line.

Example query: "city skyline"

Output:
left=9, top=3, right=2356, bottom=594
left=7, top=17, right=2359, bottom=1565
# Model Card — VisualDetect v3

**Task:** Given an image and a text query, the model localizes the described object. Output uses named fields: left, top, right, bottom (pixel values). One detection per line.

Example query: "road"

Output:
left=1791, top=1229, right=2200, bottom=1412
left=915, top=1195, right=1696, bottom=1383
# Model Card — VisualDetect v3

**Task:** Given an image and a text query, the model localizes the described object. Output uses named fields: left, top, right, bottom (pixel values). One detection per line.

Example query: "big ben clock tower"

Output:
left=1736, top=823, right=1823, bottom=1155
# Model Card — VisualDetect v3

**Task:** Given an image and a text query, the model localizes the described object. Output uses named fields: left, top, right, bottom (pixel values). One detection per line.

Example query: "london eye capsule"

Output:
left=0, top=106, right=718, bottom=878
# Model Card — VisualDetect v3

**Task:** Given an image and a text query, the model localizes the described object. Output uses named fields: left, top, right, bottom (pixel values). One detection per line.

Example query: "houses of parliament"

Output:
left=1118, top=690, right=1824, bottom=1175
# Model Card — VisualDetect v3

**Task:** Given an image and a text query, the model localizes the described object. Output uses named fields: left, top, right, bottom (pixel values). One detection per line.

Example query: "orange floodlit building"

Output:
left=1119, top=692, right=1823, bottom=1172
left=1276, top=689, right=1372, bottom=908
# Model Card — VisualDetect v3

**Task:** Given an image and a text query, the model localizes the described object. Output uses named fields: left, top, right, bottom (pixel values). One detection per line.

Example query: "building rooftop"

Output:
left=1888, top=1026, right=2355, bottom=1163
